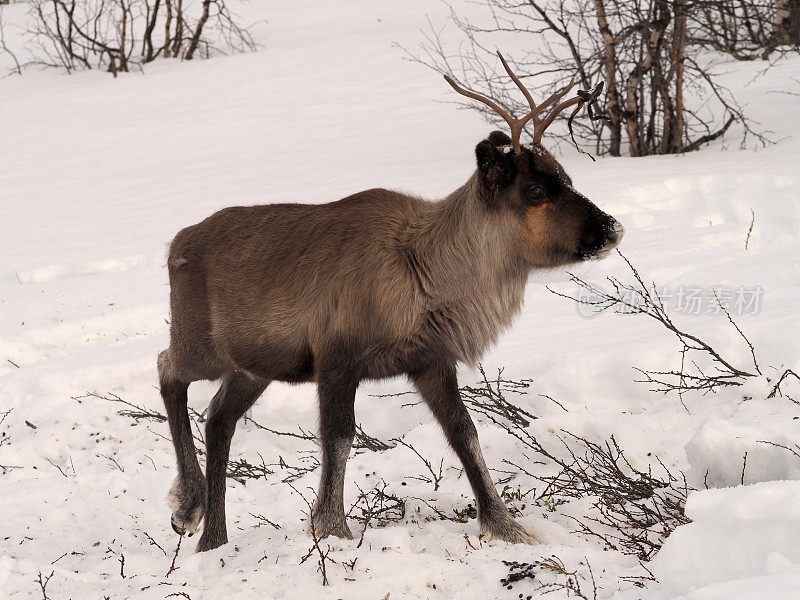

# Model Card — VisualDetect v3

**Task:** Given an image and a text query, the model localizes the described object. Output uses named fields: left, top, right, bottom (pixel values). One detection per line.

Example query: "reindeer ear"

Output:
left=487, top=130, right=512, bottom=146
left=475, top=137, right=516, bottom=198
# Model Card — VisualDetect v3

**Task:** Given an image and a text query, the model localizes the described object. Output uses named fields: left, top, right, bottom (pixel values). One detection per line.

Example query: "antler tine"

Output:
left=495, top=51, right=536, bottom=115
left=443, top=73, right=527, bottom=154
left=443, top=65, right=597, bottom=152
left=533, top=96, right=582, bottom=142
left=443, top=74, right=516, bottom=129
left=532, top=76, right=581, bottom=143
left=533, top=76, right=577, bottom=117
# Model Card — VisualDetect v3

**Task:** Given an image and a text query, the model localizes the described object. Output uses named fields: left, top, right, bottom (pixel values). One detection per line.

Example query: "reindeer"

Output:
left=158, top=53, right=624, bottom=552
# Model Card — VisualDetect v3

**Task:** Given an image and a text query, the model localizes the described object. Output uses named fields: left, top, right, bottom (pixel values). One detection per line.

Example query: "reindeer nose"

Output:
left=580, top=212, right=624, bottom=261
left=592, top=218, right=624, bottom=260
left=608, top=218, right=624, bottom=246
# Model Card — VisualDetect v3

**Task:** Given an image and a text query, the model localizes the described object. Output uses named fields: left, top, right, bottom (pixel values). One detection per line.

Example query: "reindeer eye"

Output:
left=528, top=187, right=545, bottom=204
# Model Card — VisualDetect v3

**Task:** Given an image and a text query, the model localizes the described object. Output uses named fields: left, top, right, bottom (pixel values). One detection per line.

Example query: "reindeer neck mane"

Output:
left=404, top=174, right=529, bottom=365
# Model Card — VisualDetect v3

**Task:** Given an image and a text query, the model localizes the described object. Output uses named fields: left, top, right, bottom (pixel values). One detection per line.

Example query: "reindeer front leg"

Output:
left=312, top=355, right=358, bottom=539
left=411, top=362, right=538, bottom=544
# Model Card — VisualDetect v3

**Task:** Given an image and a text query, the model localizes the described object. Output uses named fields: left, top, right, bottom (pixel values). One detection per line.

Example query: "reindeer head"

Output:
left=445, top=52, right=624, bottom=267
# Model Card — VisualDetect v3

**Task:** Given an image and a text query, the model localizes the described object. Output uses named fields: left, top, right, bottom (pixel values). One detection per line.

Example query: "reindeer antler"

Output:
left=443, top=51, right=603, bottom=154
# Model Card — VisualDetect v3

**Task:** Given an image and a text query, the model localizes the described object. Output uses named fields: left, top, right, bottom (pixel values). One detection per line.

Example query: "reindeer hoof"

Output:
left=167, top=475, right=206, bottom=537
left=311, top=514, right=353, bottom=540
left=480, top=517, right=539, bottom=545
left=171, top=516, right=187, bottom=536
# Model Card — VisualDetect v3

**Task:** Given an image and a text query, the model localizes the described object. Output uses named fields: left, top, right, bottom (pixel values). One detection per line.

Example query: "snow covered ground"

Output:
left=1, top=1, right=800, bottom=598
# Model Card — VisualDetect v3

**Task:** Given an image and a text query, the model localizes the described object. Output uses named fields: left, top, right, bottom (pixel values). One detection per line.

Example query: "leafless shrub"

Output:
left=745, top=208, right=755, bottom=250
left=377, top=366, right=685, bottom=562
left=408, top=495, right=474, bottom=523
left=402, top=0, right=770, bottom=157
left=142, top=530, right=168, bottom=554
left=757, top=438, right=800, bottom=460
left=373, top=364, right=552, bottom=421
left=347, top=480, right=406, bottom=547
left=411, top=485, right=532, bottom=525
left=83, top=390, right=317, bottom=483
left=0, top=463, right=22, bottom=474
left=35, top=570, right=54, bottom=600
left=250, top=511, right=281, bottom=530
left=235, top=415, right=362, bottom=483
left=544, top=433, right=689, bottom=561
left=0, top=408, right=11, bottom=448
left=390, top=436, right=444, bottom=491
left=289, top=485, right=334, bottom=586
left=17, top=0, right=256, bottom=75
left=243, top=415, right=317, bottom=443
left=767, top=368, right=800, bottom=403
left=690, top=0, right=799, bottom=60
left=0, top=11, right=22, bottom=75
left=464, top=379, right=689, bottom=561
left=165, top=534, right=182, bottom=578
left=0, top=413, right=21, bottom=471
left=98, top=451, right=124, bottom=472
left=371, top=366, right=686, bottom=562
left=226, top=452, right=273, bottom=484
left=460, top=365, right=537, bottom=427
left=619, top=564, right=658, bottom=588
left=45, top=455, right=76, bottom=478
left=272, top=452, right=320, bottom=484
left=74, top=391, right=167, bottom=422
left=302, top=521, right=332, bottom=586
left=353, top=424, right=394, bottom=453
left=245, top=415, right=392, bottom=454
left=27, top=0, right=140, bottom=74
left=548, top=251, right=761, bottom=400
left=227, top=443, right=318, bottom=485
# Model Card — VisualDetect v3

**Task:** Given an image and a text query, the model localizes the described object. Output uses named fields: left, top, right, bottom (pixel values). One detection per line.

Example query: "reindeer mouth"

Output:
left=580, top=219, right=625, bottom=261
left=592, top=242, right=620, bottom=260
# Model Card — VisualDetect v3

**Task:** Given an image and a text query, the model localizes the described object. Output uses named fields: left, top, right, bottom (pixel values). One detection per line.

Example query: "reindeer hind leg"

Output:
left=159, top=348, right=207, bottom=536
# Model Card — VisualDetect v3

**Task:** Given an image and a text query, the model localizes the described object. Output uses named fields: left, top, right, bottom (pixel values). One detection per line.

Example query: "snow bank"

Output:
left=686, top=418, right=800, bottom=488
left=651, top=481, right=800, bottom=598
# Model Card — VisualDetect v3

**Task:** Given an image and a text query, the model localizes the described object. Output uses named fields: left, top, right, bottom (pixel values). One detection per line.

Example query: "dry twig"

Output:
left=35, top=570, right=54, bottom=600
left=289, top=484, right=333, bottom=586
left=347, top=481, right=406, bottom=548
left=391, top=437, right=444, bottom=491
left=165, top=535, right=182, bottom=578
left=549, top=251, right=760, bottom=398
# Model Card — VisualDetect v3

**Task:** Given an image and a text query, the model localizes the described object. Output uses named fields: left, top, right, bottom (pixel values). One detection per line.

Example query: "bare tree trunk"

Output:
left=624, top=31, right=655, bottom=158
left=594, top=0, right=622, bottom=156
left=672, top=0, right=687, bottom=151
left=163, top=0, right=172, bottom=58
left=171, top=0, right=182, bottom=57
left=770, top=0, right=800, bottom=55
left=787, top=0, right=800, bottom=43
left=142, top=0, right=161, bottom=62
left=184, top=0, right=210, bottom=60
left=117, top=0, right=129, bottom=72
